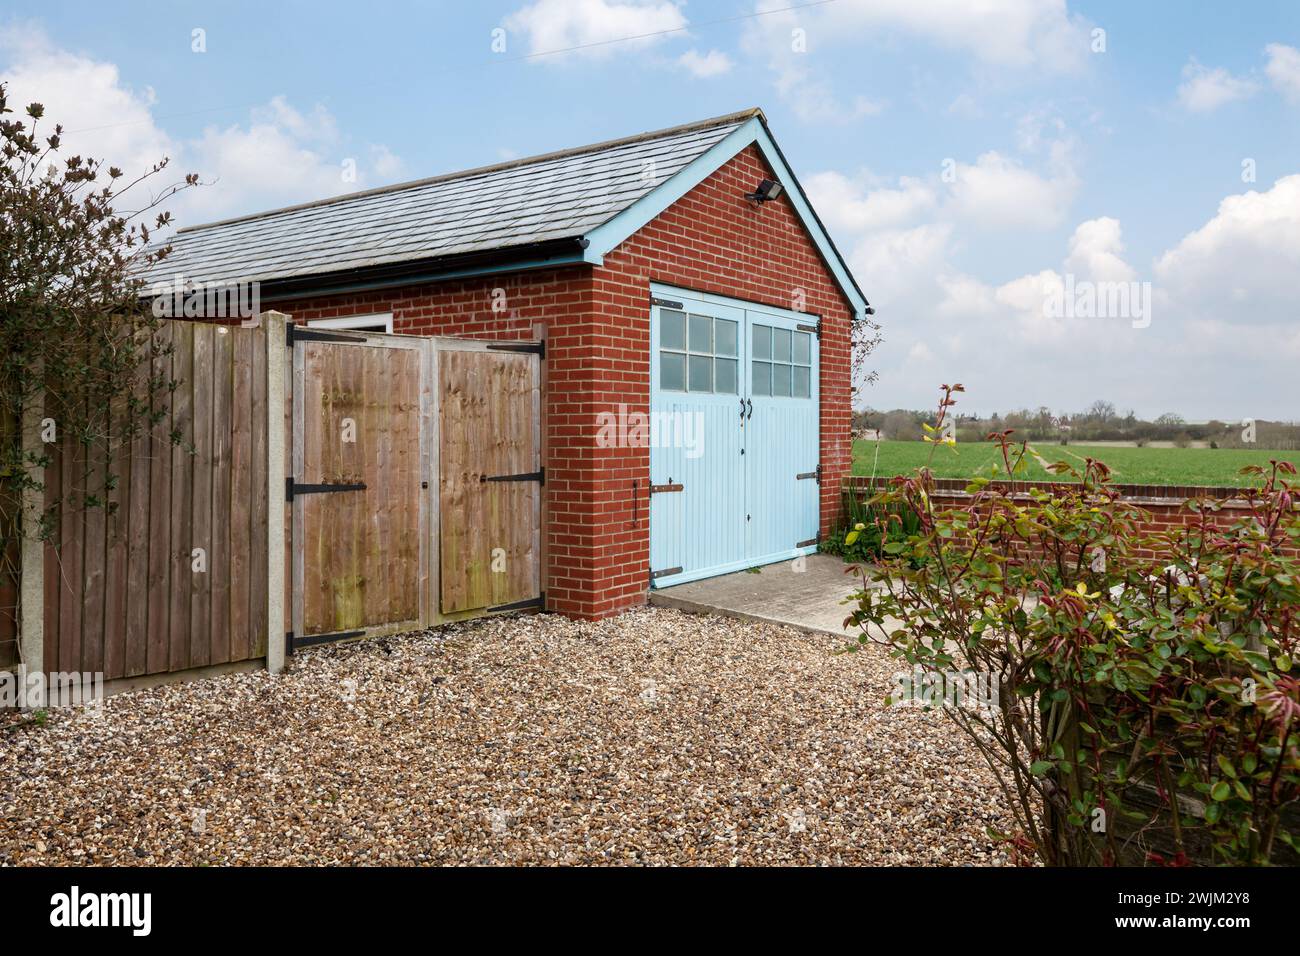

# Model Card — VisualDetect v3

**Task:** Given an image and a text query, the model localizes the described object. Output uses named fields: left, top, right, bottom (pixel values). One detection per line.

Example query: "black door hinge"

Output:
left=650, top=566, right=683, bottom=581
left=286, top=477, right=367, bottom=501
left=651, top=296, right=683, bottom=309
left=796, top=319, right=822, bottom=339
left=796, top=464, right=823, bottom=484
left=796, top=537, right=819, bottom=549
left=488, top=593, right=545, bottom=614
left=480, top=467, right=544, bottom=485
left=286, top=628, right=365, bottom=654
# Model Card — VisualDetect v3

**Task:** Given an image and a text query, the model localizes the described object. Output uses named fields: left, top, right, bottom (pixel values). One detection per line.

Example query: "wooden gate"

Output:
left=289, top=330, right=543, bottom=653
left=435, top=340, right=543, bottom=616
left=289, top=328, right=431, bottom=650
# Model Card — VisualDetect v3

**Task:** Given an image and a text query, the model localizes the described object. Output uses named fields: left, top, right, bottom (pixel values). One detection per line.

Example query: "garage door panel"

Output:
left=746, top=317, right=819, bottom=562
left=649, top=297, right=748, bottom=586
left=650, top=289, right=819, bottom=587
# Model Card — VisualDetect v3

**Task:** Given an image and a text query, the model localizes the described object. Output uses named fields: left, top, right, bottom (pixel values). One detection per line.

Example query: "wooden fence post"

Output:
left=20, top=385, right=45, bottom=705
left=264, top=312, right=288, bottom=675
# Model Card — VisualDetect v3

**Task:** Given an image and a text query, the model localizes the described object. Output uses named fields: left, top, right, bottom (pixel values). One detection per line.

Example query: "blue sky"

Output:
left=2, top=1, right=1298, bottom=419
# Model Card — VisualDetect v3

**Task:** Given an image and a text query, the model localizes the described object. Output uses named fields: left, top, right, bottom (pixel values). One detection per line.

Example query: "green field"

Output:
left=852, top=440, right=1297, bottom=487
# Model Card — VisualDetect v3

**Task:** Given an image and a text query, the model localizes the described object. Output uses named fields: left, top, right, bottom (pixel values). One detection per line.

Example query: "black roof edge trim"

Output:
left=258, top=236, right=591, bottom=302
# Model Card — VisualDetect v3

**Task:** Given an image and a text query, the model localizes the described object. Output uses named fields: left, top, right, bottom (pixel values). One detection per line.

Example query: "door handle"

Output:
left=746, top=398, right=753, bottom=420
left=739, top=397, right=746, bottom=422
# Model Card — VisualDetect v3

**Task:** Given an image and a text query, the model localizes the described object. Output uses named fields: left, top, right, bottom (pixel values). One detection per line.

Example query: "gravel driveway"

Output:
left=1, top=608, right=1013, bottom=865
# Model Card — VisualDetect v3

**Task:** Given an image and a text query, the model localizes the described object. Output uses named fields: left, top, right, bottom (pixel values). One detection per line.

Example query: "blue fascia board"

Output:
left=649, top=281, right=818, bottom=323
left=584, top=117, right=869, bottom=321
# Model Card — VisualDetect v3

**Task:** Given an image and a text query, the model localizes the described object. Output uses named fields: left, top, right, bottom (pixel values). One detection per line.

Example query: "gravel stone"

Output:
left=0, top=608, right=1014, bottom=865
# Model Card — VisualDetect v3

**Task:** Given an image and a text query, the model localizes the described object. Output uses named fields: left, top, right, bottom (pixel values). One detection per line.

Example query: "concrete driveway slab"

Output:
left=649, top=553, right=879, bottom=637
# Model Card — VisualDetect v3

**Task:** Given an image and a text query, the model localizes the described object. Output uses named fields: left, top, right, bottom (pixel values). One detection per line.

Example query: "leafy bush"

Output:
left=820, top=491, right=922, bottom=564
left=0, top=83, right=196, bottom=623
left=843, top=389, right=1300, bottom=866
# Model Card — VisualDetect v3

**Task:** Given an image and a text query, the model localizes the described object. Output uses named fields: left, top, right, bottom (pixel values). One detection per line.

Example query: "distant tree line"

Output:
left=854, top=400, right=1300, bottom=450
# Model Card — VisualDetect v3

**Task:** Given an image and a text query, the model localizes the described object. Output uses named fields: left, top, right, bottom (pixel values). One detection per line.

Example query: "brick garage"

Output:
left=156, top=110, right=871, bottom=620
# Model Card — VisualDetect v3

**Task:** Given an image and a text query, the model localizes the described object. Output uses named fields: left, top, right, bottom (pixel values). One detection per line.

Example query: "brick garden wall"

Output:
left=844, top=476, right=1299, bottom=558
left=275, top=145, right=858, bottom=618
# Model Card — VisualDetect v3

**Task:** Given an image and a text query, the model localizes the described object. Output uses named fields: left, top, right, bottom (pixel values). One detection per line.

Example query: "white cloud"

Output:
left=772, top=61, right=885, bottom=123
left=677, top=48, right=732, bottom=78
left=805, top=171, right=936, bottom=233
left=0, top=25, right=404, bottom=228
left=1264, top=43, right=1300, bottom=102
left=503, top=0, right=686, bottom=59
left=849, top=171, right=1300, bottom=417
left=741, top=0, right=1090, bottom=118
left=1176, top=58, right=1260, bottom=112
left=1154, top=174, right=1300, bottom=325
left=0, top=23, right=176, bottom=185
left=1065, top=217, right=1135, bottom=282
left=251, top=96, right=340, bottom=145
left=850, top=222, right=954, bottom=309
left=947, top=150, right=1078, bottom=231
left=182, top=118, right=356, bottom=224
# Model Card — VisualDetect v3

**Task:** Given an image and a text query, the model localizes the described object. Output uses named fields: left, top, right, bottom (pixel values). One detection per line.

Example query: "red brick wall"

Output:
left=846, top=477, right=1300, bottom=558
left=275, top=144, right=858, bottom=618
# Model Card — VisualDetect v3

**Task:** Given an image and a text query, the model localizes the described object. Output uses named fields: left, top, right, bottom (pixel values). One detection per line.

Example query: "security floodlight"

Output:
left=745, top=179, right=784, bottom=203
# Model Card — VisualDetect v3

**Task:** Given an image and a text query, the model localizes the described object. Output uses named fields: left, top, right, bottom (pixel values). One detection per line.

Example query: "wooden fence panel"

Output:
left=35, top=320, right=273, bottom=680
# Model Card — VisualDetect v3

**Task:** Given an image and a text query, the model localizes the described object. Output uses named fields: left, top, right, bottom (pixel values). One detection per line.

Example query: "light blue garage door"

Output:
left=649, top=284, right=820, bottom=587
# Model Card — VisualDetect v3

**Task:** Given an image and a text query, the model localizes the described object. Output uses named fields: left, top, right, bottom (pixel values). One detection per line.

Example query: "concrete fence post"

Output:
left=19, top=382, right=45, bottom=706
left=263, top=312, right=288, bottom=675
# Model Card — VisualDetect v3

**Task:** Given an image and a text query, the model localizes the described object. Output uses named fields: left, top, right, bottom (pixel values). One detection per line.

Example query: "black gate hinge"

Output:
left=796, top=318, right=822, bottom=339
left=287, top=628, right=365, bottom=654
left=480, top=467, right=544, bottom=485
left=651, top=296, right=684, bottom=309
left=286, top=477, right=367, bottom=501
left=488, top=593, right=546, bottom=614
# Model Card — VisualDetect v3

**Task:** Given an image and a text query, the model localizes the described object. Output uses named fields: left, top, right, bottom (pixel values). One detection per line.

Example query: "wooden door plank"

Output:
left=228, top=327, right=253, bottom=661
left=167, top=321, right=194, bottom=671
left=124, top=351, right=152, bottom=677
left=187, top=323, right=214, bottom=668
left=101, top=387, right=131, bottom=681
left=208, top=326, right=233, bottom=665
left=248, top=324, right=269, bottom=656
left=145, top=327, right=173, bottom=675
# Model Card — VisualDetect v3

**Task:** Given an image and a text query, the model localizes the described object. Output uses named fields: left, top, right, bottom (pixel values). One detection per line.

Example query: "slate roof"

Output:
left=147, top=110, right=759, bottom=289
